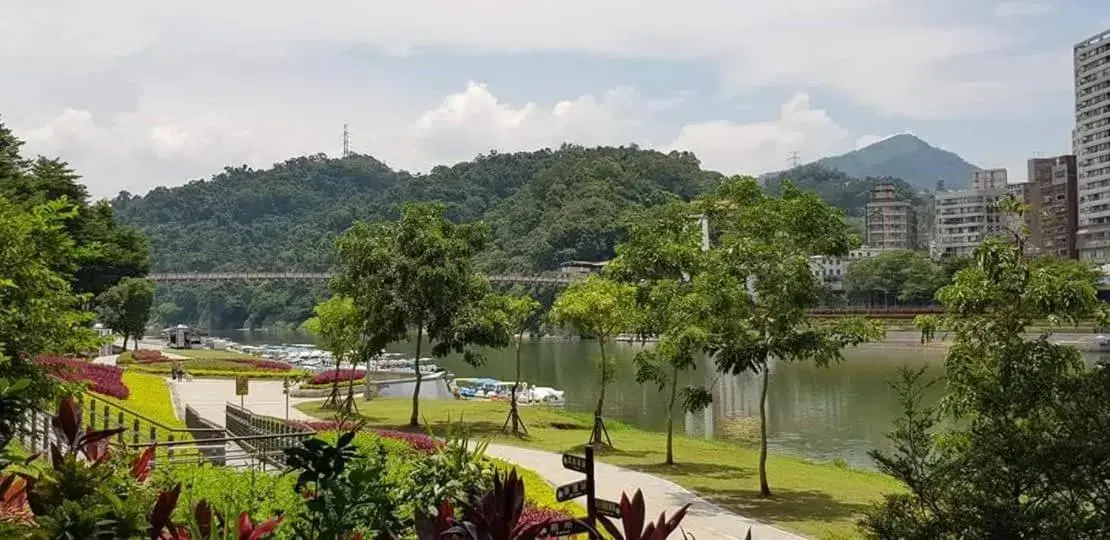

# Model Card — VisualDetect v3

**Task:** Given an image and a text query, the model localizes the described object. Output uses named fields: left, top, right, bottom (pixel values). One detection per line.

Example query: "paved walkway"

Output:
left=172, top=380, right=804, bottom=540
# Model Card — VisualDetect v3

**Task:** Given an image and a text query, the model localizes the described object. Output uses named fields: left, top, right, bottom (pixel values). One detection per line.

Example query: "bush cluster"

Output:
left=36, top=356, right=129, bottom=398
left=307, top=368, right=366, bottom=385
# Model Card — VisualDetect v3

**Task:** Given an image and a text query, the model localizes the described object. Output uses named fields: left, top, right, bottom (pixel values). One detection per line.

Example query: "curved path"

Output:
left=170, top=378, right=804, bottom=540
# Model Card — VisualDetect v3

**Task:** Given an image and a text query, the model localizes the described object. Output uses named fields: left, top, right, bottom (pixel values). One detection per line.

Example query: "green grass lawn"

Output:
left=298, top=399, right=900, bottom=539
left=171, top=348, right=257, bottom=360
left=91, top=371, right=196, bottom=456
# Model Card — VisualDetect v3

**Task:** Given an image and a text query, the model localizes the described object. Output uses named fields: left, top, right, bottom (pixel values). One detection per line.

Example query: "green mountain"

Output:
left=112, top=145, right=721, bottom=329
left=811, top=133, right=979, bottom=190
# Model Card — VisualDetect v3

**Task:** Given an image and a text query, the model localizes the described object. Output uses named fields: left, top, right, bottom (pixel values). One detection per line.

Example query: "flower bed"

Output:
left=308, top=369, right=366, bottom=385
left=117, top=349, right=174, bottom=365
left=37, top=356, right=129, bottom=399
left=295, top=421, right=445, bottom=453
left=130, top=357, right=295, bottom=374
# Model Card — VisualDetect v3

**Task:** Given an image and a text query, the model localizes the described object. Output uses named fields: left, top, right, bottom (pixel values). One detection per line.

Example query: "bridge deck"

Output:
left=149, top=272, right=578, bottom=285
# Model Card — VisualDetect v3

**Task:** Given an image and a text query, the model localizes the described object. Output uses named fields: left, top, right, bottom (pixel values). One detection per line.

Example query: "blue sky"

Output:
left=3, top=0, right=1109, bottom=196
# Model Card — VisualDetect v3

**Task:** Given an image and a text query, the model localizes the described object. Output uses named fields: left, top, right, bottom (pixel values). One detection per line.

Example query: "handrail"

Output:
left=81, top=388, right=222, bottom=434
left=120, top=431, right=315, bottom=448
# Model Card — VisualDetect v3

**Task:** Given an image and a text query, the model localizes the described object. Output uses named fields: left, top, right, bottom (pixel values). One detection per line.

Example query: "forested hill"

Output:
left=762, top=164, right=926, bottom=218
left=112, top=145, right=722, bottom=275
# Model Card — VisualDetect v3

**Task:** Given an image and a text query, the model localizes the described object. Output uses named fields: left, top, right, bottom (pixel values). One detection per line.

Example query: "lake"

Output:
left=220, top=330, right=975, bottom=469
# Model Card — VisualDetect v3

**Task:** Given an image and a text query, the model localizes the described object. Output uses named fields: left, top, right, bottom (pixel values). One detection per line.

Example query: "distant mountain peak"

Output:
left=809, top=133, right=979, bottom=190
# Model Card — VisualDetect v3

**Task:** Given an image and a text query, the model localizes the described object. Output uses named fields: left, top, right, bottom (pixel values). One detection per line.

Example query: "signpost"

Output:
left=538, top=445, right=624, bottom=538
left=235, top=376, right=249, bottom=407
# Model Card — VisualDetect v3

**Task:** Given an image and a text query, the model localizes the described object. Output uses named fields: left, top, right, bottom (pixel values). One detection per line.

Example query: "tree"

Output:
left=844, top=250, right=945, bottom=306
left=0, top=195, right=100, bottom=446
left=495, top=293, right=541, bottom=436
left=696, top=177, right=884, bottom=496
left=607, top=202, right=713, bottom=465
left=334, top=203, right=510, bottom=427
left=302, top=296, right=362, bottom=412
left=96, top=277, right=155, bottom=351
left=550, top=275, right=636, bottom=446
left=0, top=137, right=151, bottom=299
left=860, top=231, right=1110, bottom=537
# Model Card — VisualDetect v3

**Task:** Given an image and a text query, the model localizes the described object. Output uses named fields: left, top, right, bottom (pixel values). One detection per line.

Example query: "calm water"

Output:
left=221, top=330, right=968, bottom=469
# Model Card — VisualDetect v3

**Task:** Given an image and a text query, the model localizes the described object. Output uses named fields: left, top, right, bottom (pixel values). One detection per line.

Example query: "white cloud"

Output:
left=994, top=2, right=1053, bottom=17
left=2, top=1, right=1060, bottom=120
left=15, top=81, right=872, bottom=196
left=666, top=93, right=862, bottom=174
left=3, top=0, right=1068, bottom=197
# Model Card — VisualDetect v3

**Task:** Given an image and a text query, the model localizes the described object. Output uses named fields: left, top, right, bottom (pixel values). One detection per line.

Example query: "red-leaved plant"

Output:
left=151, top=488, right=285, bottom=539
left=596, top=490, right=692, bottom=540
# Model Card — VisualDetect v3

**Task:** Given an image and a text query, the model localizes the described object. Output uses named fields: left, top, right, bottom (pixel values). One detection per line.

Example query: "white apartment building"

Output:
left=934, top=169, right=1008, bottom=258
left=810, top=247, right=883, bottom=292
left=1074, top=28, right=1110, bottom=261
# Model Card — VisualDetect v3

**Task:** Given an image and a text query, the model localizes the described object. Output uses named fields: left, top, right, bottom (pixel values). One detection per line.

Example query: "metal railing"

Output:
left=15, top=392, right=223, bottom=462
left=225, top=403, right=315, bottom=469
left=148, top=271, right=579, bottom=286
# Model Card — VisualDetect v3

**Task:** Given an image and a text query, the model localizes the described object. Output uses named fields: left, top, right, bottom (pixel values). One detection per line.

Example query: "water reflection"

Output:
left=218, top=331, right=1101, bottom=469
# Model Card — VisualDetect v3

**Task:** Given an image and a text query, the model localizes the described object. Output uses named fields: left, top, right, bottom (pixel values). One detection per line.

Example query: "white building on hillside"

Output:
left=810, top=247, right=883, bottom=292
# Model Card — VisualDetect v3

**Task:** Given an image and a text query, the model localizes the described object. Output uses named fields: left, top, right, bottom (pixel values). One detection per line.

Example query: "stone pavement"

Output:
left=172, top=379, right=806, bottom=540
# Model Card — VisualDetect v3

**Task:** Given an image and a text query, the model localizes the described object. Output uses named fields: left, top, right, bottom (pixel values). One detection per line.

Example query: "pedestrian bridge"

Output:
left=149, top=272, right=578, bottom=286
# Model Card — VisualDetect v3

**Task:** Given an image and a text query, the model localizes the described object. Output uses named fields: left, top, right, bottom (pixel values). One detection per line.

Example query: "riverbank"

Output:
left=297, top=398, right=900, bottom=539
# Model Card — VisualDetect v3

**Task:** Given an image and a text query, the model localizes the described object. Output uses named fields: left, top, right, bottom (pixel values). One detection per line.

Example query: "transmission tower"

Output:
left=788, top=151, right=802, bottom=168
left=342, top=124, right=351, bottom=158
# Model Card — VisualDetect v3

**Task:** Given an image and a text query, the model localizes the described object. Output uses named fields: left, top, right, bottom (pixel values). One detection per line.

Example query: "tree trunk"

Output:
left=511, top=332, right=523, bottom=434
left=121, top=334, right=129, bottom=351
left=409, top=325, right=424, bottom=427
left=324, top=354, right=341, bottom=410
left=595, top=339, right=608, bottom=418
left=665, top=363, right=678, bottom=465
left=758, top=362, right=772, bottom=497
left=134, top=335, right=140, bottom=350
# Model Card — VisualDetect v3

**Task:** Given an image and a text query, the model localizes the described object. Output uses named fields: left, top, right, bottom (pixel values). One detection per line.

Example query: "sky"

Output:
left=3, top=1, right=1110, bottom=198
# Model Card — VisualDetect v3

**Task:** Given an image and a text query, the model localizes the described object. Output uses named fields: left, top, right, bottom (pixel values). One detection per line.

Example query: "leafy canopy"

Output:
left=863, top=235, right=1110, bottom=539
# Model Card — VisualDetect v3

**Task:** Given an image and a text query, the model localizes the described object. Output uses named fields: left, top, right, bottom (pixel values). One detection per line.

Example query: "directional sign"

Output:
left=537, top=518, right=589, bottom=537
left=555, top=479, right=589, bottom=502
left=594, top=498, right=622, bottom=519
left=562, top=453, right=588, bottom=473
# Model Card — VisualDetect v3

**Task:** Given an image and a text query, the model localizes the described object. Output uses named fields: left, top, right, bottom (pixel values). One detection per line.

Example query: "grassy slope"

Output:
left=298, top=399, right=900, bottom=539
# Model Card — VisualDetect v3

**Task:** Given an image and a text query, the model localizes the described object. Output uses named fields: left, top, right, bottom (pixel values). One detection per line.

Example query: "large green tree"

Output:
left=697, top=177, right=883, bottom=497
left=550, top=275, right=636, bottom=446
left=302, top=295, right=362, bottom=411
left=0, top=195, right=100, bottom=446
left=844, top=250, right=946, bottom=306
left=0, top=122, right=150, bottom=298
left=861, top=227, right=1110, bottom=537
left=96, top=277, right=155, bottom=351
left=334, top=203, right=511, bottom=427
left=607, top=202, right=713, bottom=465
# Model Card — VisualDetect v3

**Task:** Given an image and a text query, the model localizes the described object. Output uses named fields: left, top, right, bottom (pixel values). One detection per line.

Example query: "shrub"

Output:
left=374, top=430, right=443, bottom=453
left=309, top=369, right=365, bottom=385
left=244, top=358, right=295, bottom=371
left=297, top=422, right=444, bottom=454
left=36, top=357, right=129, bottom=399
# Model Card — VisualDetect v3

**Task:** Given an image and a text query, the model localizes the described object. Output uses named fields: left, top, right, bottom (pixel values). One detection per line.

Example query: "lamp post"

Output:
left=283, top=377, right=290, bottom=420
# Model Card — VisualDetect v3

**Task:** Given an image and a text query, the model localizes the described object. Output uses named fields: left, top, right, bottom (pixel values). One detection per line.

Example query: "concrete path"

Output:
left=172, top=380, right=804, bottom=540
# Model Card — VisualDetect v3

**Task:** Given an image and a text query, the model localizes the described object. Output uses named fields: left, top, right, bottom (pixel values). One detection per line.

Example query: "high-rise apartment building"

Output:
left=864, top=183, right=916, bottom=250
left=934, top=169, right=1008, bottom=258
left=1026, top=155, right=1079, bottom=258
left=1074, top=28, right=1110, bottom=261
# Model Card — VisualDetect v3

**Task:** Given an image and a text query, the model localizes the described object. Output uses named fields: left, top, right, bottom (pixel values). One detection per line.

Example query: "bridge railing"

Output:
left=148, top=271, right=581, bottom=285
